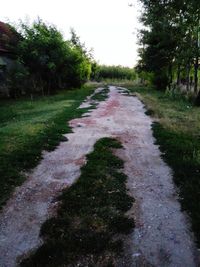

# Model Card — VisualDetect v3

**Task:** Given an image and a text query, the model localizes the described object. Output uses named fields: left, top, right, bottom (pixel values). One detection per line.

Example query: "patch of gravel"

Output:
left=0, top=86, right=198, bottom=267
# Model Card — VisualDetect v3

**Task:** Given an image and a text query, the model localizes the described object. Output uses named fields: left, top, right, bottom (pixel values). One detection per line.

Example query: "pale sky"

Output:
left=0, top=0, right=142, bottom=67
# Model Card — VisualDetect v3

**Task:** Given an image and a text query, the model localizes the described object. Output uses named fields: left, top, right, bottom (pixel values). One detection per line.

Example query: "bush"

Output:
left=94, top=65, right=136, bottom=81
left=12, top=19, right=92, bottom=96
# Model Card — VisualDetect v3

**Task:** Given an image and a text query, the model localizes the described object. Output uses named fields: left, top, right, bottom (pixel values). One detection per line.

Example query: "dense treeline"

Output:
left=137, top=0, right=200, bottom=98
left=91, top=64, right=136, bottom=81
left=8, top=19, right=92, bottom=97
left=4, top=18, right=137, bottom=98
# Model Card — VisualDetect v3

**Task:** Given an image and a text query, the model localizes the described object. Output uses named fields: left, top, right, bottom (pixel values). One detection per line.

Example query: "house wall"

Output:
left=0, top=55, right=16, bottom=97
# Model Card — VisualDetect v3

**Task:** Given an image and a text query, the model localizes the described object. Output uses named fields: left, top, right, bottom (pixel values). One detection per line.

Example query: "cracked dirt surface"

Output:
left=0, top=86, right=198, bottom=267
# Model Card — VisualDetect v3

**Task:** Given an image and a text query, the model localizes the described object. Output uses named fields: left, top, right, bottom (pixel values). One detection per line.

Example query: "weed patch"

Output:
left=20, top=138, right=134, bottom=267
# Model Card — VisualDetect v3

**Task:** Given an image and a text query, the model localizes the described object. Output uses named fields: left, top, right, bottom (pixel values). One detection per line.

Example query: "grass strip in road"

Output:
left=128, top=85, right=200, bottom=247
left=20, top=138, right=135, bottom=267
left=91, top=87, right=109, bottom=102
left=0, top=86, right=97, bottom=208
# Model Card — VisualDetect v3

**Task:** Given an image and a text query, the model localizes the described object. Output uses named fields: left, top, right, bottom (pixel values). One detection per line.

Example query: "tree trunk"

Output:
left=186, top=64, right=190, bottom=91
left=168, top=64, right=173, bottom=90
left=194, top=19, right=199, bottom=94
left=194, top=57, right=199, bottom=93
left=177, top=64, right=181, bottom=86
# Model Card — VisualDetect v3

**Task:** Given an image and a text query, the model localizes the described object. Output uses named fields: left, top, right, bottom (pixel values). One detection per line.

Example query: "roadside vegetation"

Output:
left=134, top=0, right=200, bottom=245
left=0, top=18, right=113, bottom=209
left=3, top=19, right=93, bottom=98
left=137, top=0, right=200, bottom=103
left=128, top=85, right=200, bottom=247
left=2, top=19, right=137, bottom=99
left=0, top=85, right=97, bottom=208
left=91, top=64, right=136, bottom=82
left=20, top=138, right=134, bottom=267
left=1, top=1, right=200, bottom=261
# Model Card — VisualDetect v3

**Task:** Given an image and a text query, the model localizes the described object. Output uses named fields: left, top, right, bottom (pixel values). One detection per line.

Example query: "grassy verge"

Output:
left=20, top=138, right=134, bottom=267
left=0, top=85, right=97, bottom=208
left=128, top=85, right=200, bottom=247
left=91, top=87, right=109, bottom=102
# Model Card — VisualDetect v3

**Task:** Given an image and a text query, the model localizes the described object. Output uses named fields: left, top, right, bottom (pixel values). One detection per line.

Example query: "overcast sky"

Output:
left=0, top=0, right=142, bottom=67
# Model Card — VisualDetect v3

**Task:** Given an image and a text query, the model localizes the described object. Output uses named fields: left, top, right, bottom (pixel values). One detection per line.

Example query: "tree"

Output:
left=15, top=19, right=92, bottom=95
left=137, top=0, right=200, bottom=93
left=18, top=19, right=71, bottom=93
left=137, top=0, right=180, bottom=90
left=68, top=29, right=92, bottom=86
left=96, top=65, right=136, bottom=81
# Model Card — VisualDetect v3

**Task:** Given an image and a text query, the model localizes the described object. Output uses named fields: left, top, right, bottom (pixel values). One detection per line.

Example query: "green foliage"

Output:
left=68, top=29, right=92, bottom=87
left=20, top=138, right=134, bottom=266
left=6, top=60, right=29, bottom=98
left=137, top=0, right=200, bottom=92
left=136, top=70, right=154, bottom=86
left=90, top=61, right=100, bottom=80
left=95, top=65, right=136, bottom=81
left=11, top=19, right=92, bottom=96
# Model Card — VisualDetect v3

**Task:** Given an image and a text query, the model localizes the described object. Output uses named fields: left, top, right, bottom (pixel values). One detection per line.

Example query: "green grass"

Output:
left=91, top=87, right=109, bottom=102
left=20, top=138, right=134, bottom=267
left=128, top=85, right=200, bottom=247
left=0, top=86, right=98, bottom=208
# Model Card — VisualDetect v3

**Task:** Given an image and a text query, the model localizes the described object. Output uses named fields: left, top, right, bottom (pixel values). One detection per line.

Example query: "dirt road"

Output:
left=0, top=86, right=198, bottom=266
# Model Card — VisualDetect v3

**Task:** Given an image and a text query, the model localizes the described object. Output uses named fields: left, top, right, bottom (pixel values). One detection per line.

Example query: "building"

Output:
left=0, top=21, right=19, bottom=96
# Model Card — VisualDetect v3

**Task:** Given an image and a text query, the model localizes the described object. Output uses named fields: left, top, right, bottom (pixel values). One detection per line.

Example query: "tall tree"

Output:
left=16, top=19, right=92, bottom=94
left=138, top=0, right=200, bottom=93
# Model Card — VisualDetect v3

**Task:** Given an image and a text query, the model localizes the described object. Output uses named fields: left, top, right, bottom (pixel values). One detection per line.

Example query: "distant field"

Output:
left=128, top=85, right=200, bottom=247
left=0, top=86, right=95, bottom=208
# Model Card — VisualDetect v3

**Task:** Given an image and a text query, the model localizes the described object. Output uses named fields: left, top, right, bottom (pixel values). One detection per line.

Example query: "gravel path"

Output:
left=0, top=86, right=198, bottom=266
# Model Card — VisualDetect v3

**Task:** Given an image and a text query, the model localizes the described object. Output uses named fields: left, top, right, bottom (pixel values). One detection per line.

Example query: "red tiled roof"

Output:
left=0, top=48, right=9, bottom=52
left=0, top=22, right=13, bottom=37
left=0, top=21, right=19, bottom=53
